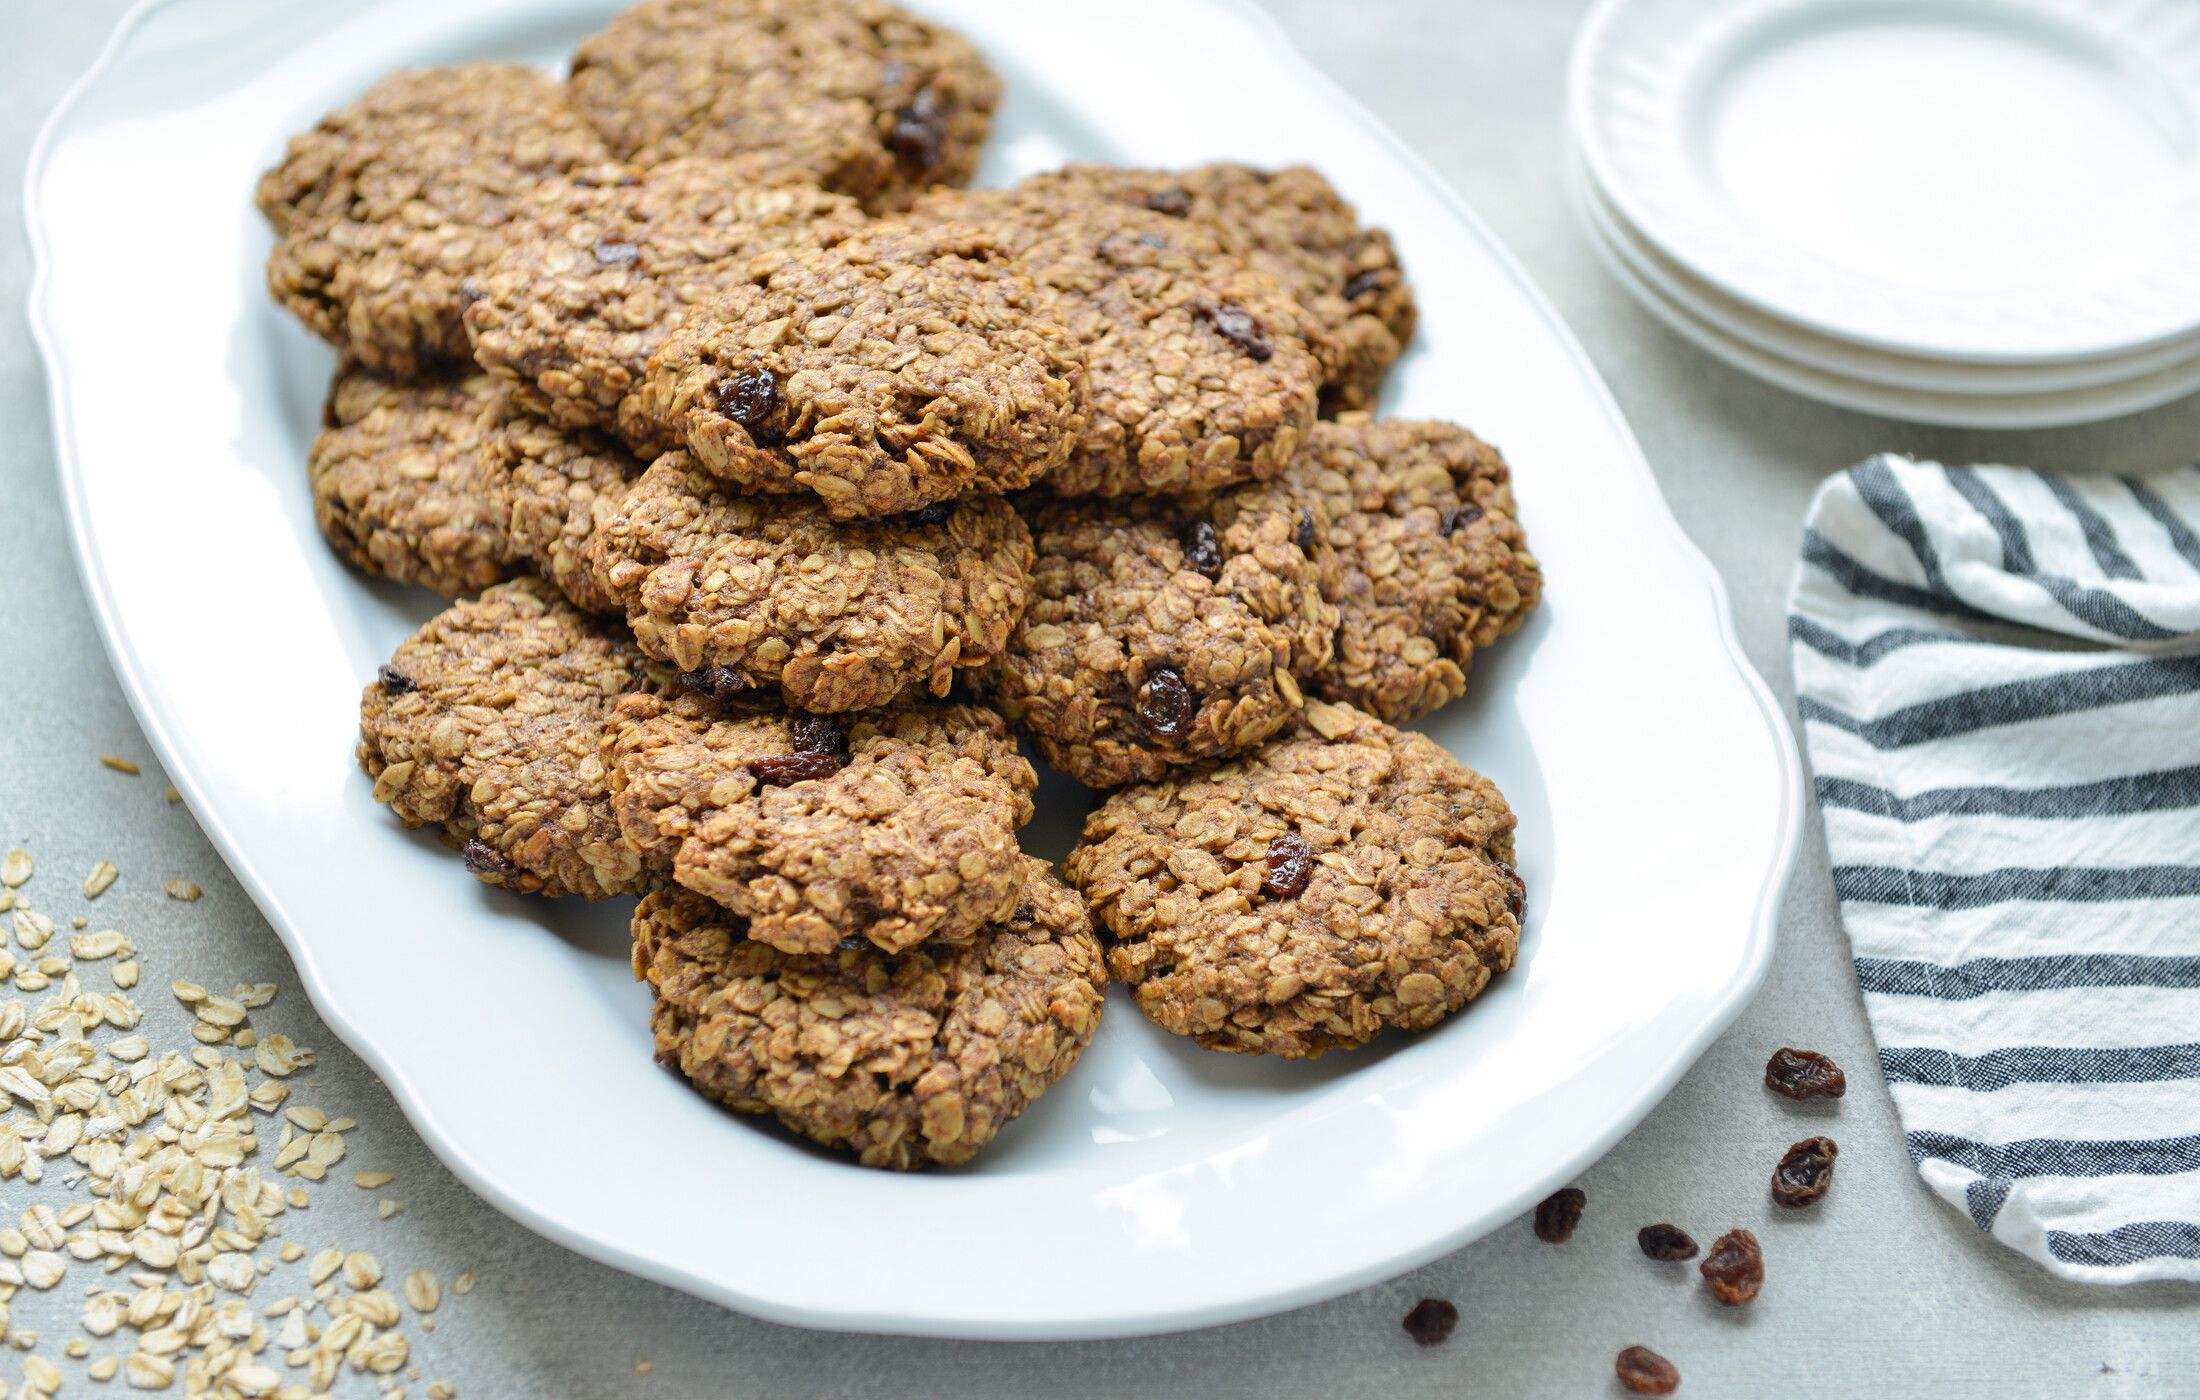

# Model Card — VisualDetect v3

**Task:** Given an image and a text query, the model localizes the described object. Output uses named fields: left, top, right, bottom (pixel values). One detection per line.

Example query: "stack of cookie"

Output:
left=262, top=0, right=1541, bottom=1169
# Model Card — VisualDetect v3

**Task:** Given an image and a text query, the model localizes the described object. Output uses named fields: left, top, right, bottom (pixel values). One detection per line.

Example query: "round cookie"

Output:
left=1289, top=418, right=1540, bottom=722
left=1066, top=700, right=1523, bottom=1059
left=633, top=862, right=1105, bottom=1169
left=912, top=185, right=1327, bottom=498
left=585, top=452, right=1033, bottom=711
left=310, top=365, right=513, bottom=596
left=604, top=690, right=1036, bottom=953
left=462, top=162, right=870, bottom=447
left=625, top=222, right=1085, bottom=518
left=1016, top=163, right=1415, bottom=413
left=259, top=64, right=614, bottom=377
left=567, top=0, right=999, bottom=213
left=981, top=484, right=1338, bottom=788
left=358, top=578, right=655, bottom=898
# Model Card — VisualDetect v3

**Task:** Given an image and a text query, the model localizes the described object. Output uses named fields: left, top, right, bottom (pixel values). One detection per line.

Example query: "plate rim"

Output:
left=26, top=0, right=1805, bottom=1338
left=1568, top=0, right=2200, bottom=366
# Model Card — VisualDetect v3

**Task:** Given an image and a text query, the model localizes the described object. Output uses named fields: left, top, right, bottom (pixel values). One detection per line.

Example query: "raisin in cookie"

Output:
left=358, top=579, right=655, bottom=898
left=912, top=186, right=1326, bottom=497
left=259, top=65, right=613, bottom=377
left=605, top=691, right=1035, bottom=952
left=1067, top=701, right=1522, bottom=1058
left=586, top=452, right=1032, bottom=711
left=568, top=0, right=998, bottom=213
left=1016, top=164, right=1415, bottom=412
left=463, top=163, right=869, bottom=447
left=633, top=860, right=1104, bottom=1169
left=310, top=365, right=512, bottom=596
left=981, top=485, right=1338, bottom=788
left=1289, top=419, right=1540, bottom=721
left=626, top=222, right=1084, bottom=518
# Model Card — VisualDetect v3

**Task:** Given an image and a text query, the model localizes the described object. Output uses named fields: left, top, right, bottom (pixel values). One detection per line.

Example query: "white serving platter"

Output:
left=28, top=0, right=1800, bottom=1339
left=1571, top=0, right=2200, bottom=365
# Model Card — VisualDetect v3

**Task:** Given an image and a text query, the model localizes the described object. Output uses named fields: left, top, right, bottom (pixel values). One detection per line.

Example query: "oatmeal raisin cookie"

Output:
left=259, top=64, right=613, bottom=377
left=605, top=690, right=1035, bottom=952
left=357, top=579, right=655, bottom=898
left=586, top=452, right=1032, bottom=711
left=567, top=0, right=999, bottom=213
left=1066, top=700, right=1521, bottom=1058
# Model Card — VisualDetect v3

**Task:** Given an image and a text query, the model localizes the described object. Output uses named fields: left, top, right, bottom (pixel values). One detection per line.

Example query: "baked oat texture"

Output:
left=484, top=398, right=645, bottom=613
left=633, top=860, right=1104, bottom=1169
left=982, top=485, right=1338, bottom=788
left=1017, top=163, right=1416, bottom=412
left=259, top=64, right=614, bottom=378
left=912, top=185, right=1327, bottom=497
left=357, top=578, right=654, bottom=898
left=462, top=162, right=869, bottom=446
left=1067, top=700, right=1522, bottom=1058
left=627, top=222, right=1085, bottom=518
left=604, top=690, right=1036, bottom=953
left=567, top=0, right=1000, bottom=213
left=310, top=365, right=513, bottom=597
left=1290, top=418, right=1541, bottom=722
left=586, top=452, right=1034, bottom=711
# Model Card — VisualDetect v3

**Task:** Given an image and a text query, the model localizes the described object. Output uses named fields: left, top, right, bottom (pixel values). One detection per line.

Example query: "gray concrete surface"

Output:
left=5, top=1, right=2197, bottom=1395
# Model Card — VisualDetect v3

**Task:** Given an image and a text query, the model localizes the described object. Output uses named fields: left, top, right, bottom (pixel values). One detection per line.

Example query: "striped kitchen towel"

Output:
left=1788, top=453, right=2200, bottom=1285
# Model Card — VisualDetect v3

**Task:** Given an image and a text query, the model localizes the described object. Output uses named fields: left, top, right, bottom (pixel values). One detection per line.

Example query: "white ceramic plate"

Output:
left=1574, top=149, right=2200, bottom=396
left=1570, top=0, right=2200, bottom=364
left=28, top=0, right=1801, bottom=1339
left=1568, top=149, right=2200, bottom=428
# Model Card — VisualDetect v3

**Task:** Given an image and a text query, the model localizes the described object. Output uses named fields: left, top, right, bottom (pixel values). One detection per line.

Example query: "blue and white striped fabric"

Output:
left=1789, top=453, right=2200, bottom=1285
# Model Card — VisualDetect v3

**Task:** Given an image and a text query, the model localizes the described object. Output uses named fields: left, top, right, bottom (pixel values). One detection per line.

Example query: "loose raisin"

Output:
left=788, top=713, right=849, bottom=763
left=1699, top=1229, right=1763, bottom=1305
left=1136, top=668, right=1194, bottom=740
left=1439, top=503, right=1484, bottom=536
left=1636, top=1223, right=1697, bottom=1261
left=1771, top=1136, right=1838, bottom=1208
left=375, top=665, right=416, bottom=695
left=901, top=502, right=952, bottom=527
left=678, top=666, right=750, bottom=704
left=748, top=752, right=842, bottom=787
left=1262, top=831, right=1314, bottom=900
left=1295, top=508, right=1318, bottom=554
left=718, top=368, right=783, bottom=443
left=1200, top=302, right=1273, bottom=361
left=461, top=839, right=515, bottom=880
left=1533, top=1187, right=1585, bottom=1243
left=1616, top=1346, right=1680, bottom=1396
left=1342, top=268, right=1385, bottom=301
left=888, top=86, right=946, bottom=172
left=1765, top=1047, right=1846, bottom=1101
left=592, top=238, right=639, bottom=265
left=1400, top=1298, right=1458, bottom=1347
left=1145, top=188, right=1193, bottom=217
left=1179, top=519, right=1223, bottom=579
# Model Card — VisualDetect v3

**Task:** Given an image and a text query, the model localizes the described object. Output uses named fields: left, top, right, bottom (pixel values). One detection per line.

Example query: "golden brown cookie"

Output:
left=567, top=0, right=999, bottom=213
left=604, top=690, right=1035, bottom=952
left=259, top=64, right=613, bottom=377
left=585, top=452, right=1033, bottom=711
left=1014, top=164, right=1415, bottom=412
left=463, top=162, right=870, bottom=446
left=1066, top=701, right=1523, bottom=1058
left=981, top=484, right=1338, bottom=787
left=625, top=222, right=1086, bottom=519
left=357, top=579, right=656, bottom=898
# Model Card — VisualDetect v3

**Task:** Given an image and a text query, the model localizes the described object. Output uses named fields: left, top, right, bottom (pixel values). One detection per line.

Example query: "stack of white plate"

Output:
left=1566, top=0, right=2200, bottom=428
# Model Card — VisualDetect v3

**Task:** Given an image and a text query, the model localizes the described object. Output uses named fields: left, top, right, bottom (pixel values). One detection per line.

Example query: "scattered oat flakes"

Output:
left=636, top=1359, right=653, bottom=1376
left=0, top=849, right=27, bottom=890
left=82, top=861, right=119, bottom=899
left=98, top=755, right=140, bottom=776
left=88, top=1354, right=119, bottom=1380
left=355, top=1170, right=395, bottom=1189
left=450, top=1271, right=475, bottom=1296
left=161, top=785, right=180, bottom=803
left=378, top=1199, right=403, bottom=1220
left=402, top=1270, right=440, bottom=1314
left=162, top=880, right=201, bottom=902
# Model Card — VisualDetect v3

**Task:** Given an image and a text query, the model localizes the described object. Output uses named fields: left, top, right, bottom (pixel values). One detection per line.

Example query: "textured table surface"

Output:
left=6, top=2, right=2198, bottom=1396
